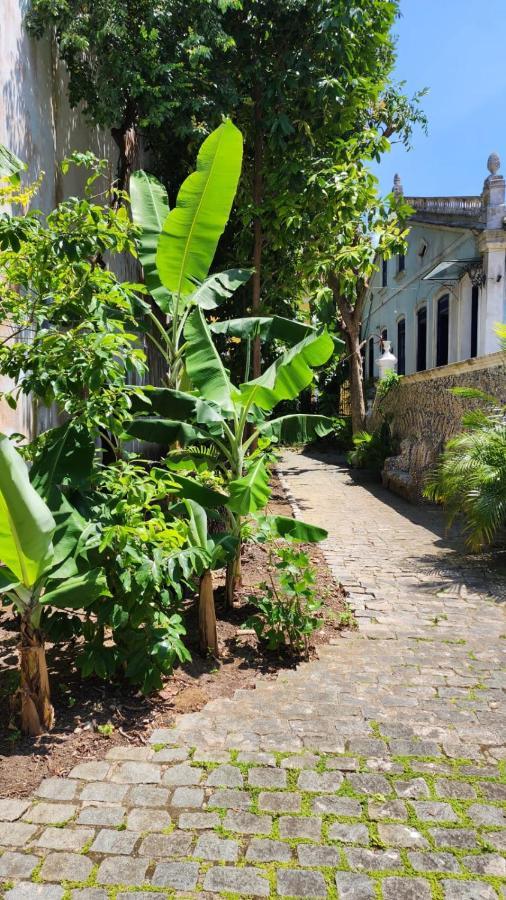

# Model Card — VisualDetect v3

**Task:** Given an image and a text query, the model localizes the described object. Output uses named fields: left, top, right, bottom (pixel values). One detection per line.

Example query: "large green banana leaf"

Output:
left=30, top=421, right=95, bottom=498
left=211, top=315, right=313, bottom=345
left=240, top=330, right=334, bottom=411
left=129, top=386, right=224, bottom=429
left=0, top=434, right=55, bottom=589
left=123, top=418, right=203, bottom=446
left=259, top=414, right=334, bottom=444
left=0, top=144, right=25, bottom=186
left=257, top=514, right=328, bottom=543
left=189, top=269, right=252, bottom=310
left=227, top=458, right=271, bottom=515
left=156, top=120, right=243, bottom=296
left=170, top=473, right=229, bottom=509
left=129, top=170, right=173, bottom=312
left=41, top=568, right=109, bottom=609
left=184, top=308, right=234, bottom=412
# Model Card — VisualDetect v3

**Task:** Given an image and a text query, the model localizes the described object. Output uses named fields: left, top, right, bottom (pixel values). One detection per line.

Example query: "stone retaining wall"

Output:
left=370, top=352, right=506, bottom=500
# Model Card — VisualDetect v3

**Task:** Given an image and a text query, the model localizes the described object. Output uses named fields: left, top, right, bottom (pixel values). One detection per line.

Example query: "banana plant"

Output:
left=0, top=434, right=107, bottom=735
left=125, top=308, right=336, bottom=605
left=130, top=120, right=250, bottom=389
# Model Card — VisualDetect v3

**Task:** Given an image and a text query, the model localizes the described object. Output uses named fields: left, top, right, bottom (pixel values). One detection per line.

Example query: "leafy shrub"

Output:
left=424, top=390, right=506, bottom=550
left=347, top=420, right=394, bottom=474
left=375, top=369, right=402, bottom=403
left=244, top=545, right=321, bottom=655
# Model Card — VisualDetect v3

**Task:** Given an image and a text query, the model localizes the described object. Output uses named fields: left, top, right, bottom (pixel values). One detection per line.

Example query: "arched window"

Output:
left=416, top=306, right=427, bottom=371
left=436, top=294, right=449, bottom=367
left=397, top=318, right=406, bottom=375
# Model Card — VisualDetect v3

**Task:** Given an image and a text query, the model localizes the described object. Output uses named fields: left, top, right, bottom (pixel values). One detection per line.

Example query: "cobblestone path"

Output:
left=1, top=451, right=505, bottom=899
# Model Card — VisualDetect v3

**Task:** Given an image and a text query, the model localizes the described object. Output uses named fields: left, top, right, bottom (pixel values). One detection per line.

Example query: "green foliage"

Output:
left=424, top=403, right=506, bottom=551
left=375, top=370, right=402, bottom=403
left=347, top=421, right=394, bottom=475
left=244, top=545, right=321, bottom=654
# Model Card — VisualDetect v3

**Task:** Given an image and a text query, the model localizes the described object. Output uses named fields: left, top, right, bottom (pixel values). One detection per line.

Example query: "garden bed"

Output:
left=0, top=474, right=349, bottom=799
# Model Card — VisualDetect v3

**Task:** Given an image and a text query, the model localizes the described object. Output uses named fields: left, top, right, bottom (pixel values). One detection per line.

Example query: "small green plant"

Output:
left=243, top=545, right=322, bottom=656
left=347, top=420, right=394, bottom=475
left=97, top=722, right=115, bottom=736
left=375, top=369, right=402, bottom=403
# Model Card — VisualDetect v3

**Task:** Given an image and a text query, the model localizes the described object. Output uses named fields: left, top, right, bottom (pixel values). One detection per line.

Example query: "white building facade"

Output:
left=362, top=154, right=506, bottom=381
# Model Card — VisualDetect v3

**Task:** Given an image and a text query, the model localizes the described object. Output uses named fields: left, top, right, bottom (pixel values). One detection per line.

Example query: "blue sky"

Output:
left=375, top=0, right=506, bottom=198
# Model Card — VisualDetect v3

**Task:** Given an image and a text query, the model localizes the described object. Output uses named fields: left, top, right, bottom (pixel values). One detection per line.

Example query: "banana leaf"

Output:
left=0, top=433, right=55, bottom=588
left=122, top=418, right=203, bottom=446
left=30, top=421, right=95, bottom=497
left=227, top=457, right=271, bottom=515
left=156, top=120, right=243, bottom=296
left=257, top=514, right=328, bottom=543
left=129, top=386, right=224, bottom=428
left=211, top=315, right=314, bottom=345
left=170, top=474, right=229, bottom=509
left=240, top=330, right=334, bottom=411
left=184, top=307, right=234, bottom=413
left=0, top=144, right=26, bottom=186
left=189, top=269, right=252, bottom=310
left=41, top=568, right=109, bottom=609
left=129, top=170, right=173, bottom=312
left=259, top=414, right=334, bottom=444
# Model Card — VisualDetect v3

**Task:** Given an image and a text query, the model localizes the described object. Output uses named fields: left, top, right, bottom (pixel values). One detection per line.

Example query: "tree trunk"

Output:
left=18, top=612, right=54, bottom=736
left=225, top=543, right=242, bottom=608
left=111, top=100, right=139, bottom=197
left=251, top=84, right=263, bottom=379
left=346, top=327, right=366, bottom=434
left=199, top=570, right=219, bottom=657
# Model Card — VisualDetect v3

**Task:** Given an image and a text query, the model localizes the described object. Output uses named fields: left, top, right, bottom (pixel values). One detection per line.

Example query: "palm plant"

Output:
left=424, top=389, right=506, bottom=550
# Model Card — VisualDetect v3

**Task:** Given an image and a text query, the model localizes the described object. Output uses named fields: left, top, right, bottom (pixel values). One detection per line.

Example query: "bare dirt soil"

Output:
left=0, top=476, right=349, bottom=798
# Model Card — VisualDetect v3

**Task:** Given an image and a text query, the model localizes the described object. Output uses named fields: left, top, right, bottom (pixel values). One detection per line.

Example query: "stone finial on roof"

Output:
left=487, top=152, right=501, bottom=177
left=392, top=173, right=403, bottom=197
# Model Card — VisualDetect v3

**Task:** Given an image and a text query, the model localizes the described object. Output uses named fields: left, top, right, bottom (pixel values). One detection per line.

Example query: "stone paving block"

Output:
left=258, top=790, right=301, bottom=812
left=346, top=737, right=386, bottom=756
left=116, top=894, right=160, bottom=900
left=345, top=848, right=403, bottom=871
left=347, top=774, right=391, bottom=796
left=479, top=781, right=506, bottom=800
left=40, top=852, right=94, bottom=882
left=96, top=857, right=149, bottom=885
left=328, top=822, right=369, bottom=844
left=170, top=786, right=204, bottom=808
left=178, top=811, right=220, bottom=829
left=150, top=862, right=199, bottom=891
left=279, top=815, right=322, bottom=840
left=441, top=881, right=498, bottom=899
left=468, top=804, right=506, bottom=826
left=411, top=801, right=458, bottom=822
left=77, top=805, right=125, bottom=826
left=430, top=827, right=479, bottom=849
left=127, top=785, right=169, bottom=808
left=326, top=756, right=359, bottom=771
left=246, top=838, right=292, bottom=862
left=335, top=872, right=375, bottom=899
left=297, top=843, right=340, bottom=865
left=105, top=746, right=154, bottom=762
left=277, top=868, right=327, bottom=898
left=381, top=876, right=432, bottom=899
left=80, top=782, right=129, bottom=803
left=194, top=832, right=239, bottom=861
left=35, top=826, right=95, bottom=850
left=312, top=795, right=362, bottom=816
left=90, top=828, right=139, bottom=854
left=5, top=886, right=64, bottom=900
left=139, top=831, right=193, bottom=858
left=463, top=853, right=506, bottom=876
left=408, top=851, right=461, bottom=873
left=24, top=803, right=77, bottom=824
left=203, top=866, right=270, bottom=896
left=126, top=807, right=171, bottom=831
left=162, top=763, right=203, bottom=786
left=68, top=761, right=110, bottom=781
left=364, top=757, right=403, bottom=773
left=377, top=824, right=429, bottom=848
left=111, top=762, right=161, bottom=784
left=35, top=779, right=80, bottom=801
left=223, top=811, right=273, bottom=834
left=148, top=728, right=177, bottom=743
left=436, top=778, right=477, bottom=799
left=486, top=830, right=506, bottom=851
left=192, top=748, right=229, bottom=763
left=150, top=746, right=189, bottom=763
left=297, top=770, right=343, bottom=792
left=0, top=822, right=38, bottom=846
left=0, top=799, right=31, bottom=822
left=281, top=753, right=319, bottom=769
left=367, top=799, right=407, bottom=821
left=207, top=764, right=243, bottom=787
left=248, top=767, right=286, bottom=788
left=388, top=739, right=440, bottom=756
left=394, top=778, right=430, bottom=799
left=237, top=751, right=276, bottom=766
left=72, top=891, right=107, bottom=900
left=0, top=852, right=39, bottom=878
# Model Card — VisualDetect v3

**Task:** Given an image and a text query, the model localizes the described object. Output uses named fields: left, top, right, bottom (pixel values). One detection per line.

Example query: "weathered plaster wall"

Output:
left=371, top=353, right=506, bottom=499
left=0, top=1, right=121, bottom=437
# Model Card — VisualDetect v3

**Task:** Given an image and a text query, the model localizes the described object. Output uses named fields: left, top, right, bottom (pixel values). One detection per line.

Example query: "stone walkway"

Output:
left=1, top=450, right=505, bottom=899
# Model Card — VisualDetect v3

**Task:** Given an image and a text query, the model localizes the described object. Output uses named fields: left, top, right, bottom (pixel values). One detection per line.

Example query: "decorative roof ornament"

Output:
left=393, top=173, right=403, bottom=197
left=487, top=152, right=501, bottom=177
